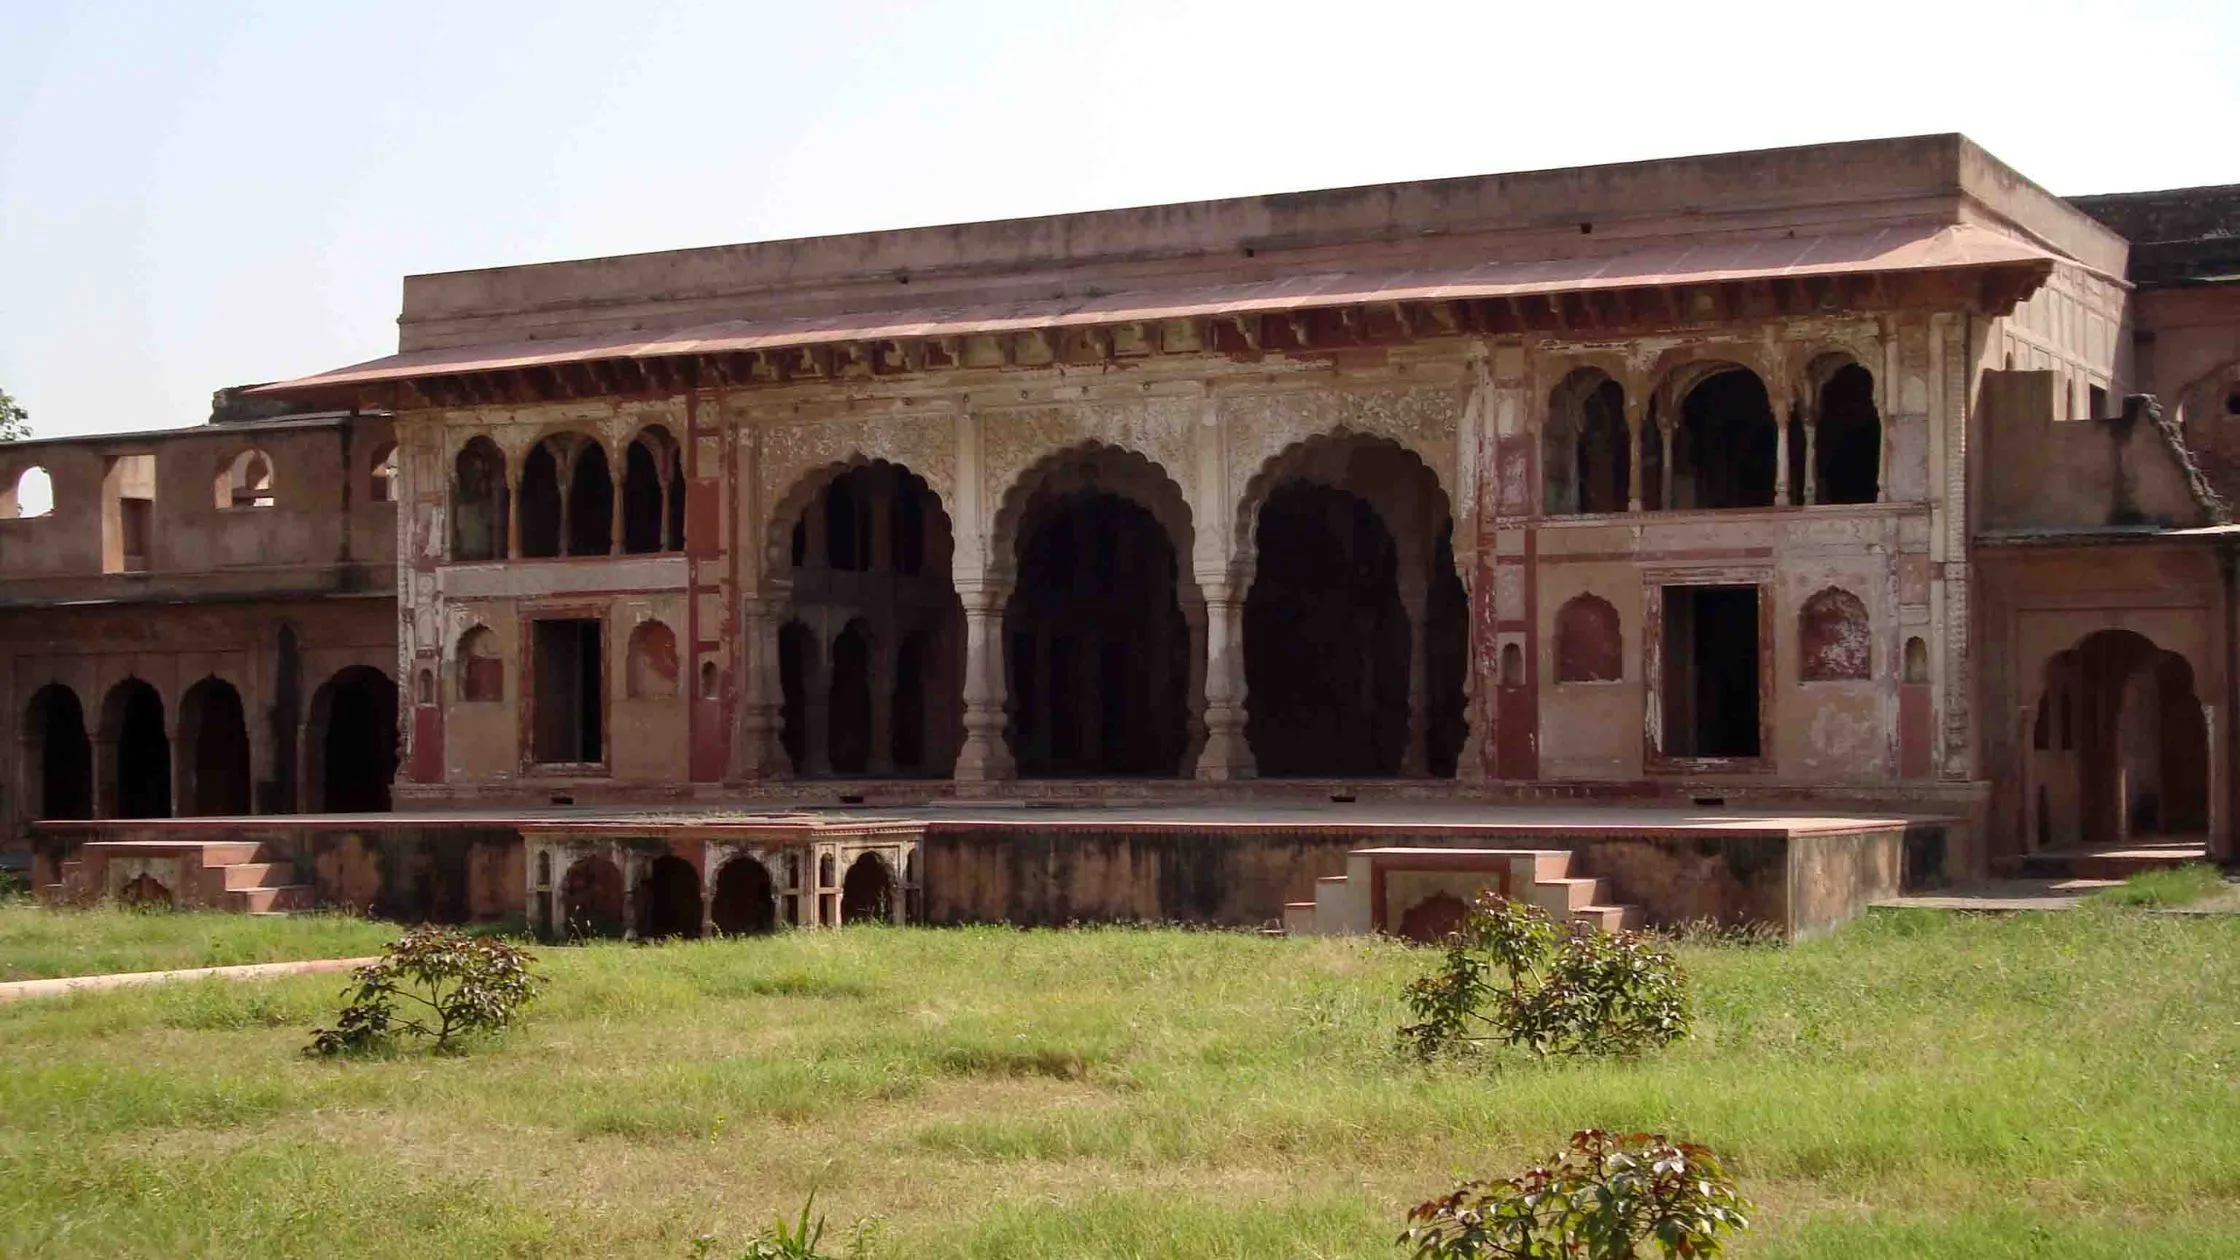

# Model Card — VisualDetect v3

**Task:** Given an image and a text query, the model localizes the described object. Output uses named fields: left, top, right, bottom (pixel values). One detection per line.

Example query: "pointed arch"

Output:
left=1798, top=587, right=1871, bottom=681
left=178, top=676, right=251, bottom=816
left=1554, top=594, right=1622, bottom=682
left=451, top=437, right=508, bottom=561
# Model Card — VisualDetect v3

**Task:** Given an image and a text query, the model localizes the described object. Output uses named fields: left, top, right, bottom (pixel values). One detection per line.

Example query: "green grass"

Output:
left=2, top=908, right=2237, bottom=1257
left=0, top=902, right=402, bottom=982
left=2090, top=864, right=2233, bottom=908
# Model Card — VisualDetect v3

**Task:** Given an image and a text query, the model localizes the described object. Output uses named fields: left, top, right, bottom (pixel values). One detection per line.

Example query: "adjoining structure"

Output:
left=8, top=135, right=2237, bottom=937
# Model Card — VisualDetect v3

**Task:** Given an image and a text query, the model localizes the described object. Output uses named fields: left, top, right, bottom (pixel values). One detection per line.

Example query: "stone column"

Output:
left=609, top=443, right=626, bottom=555
left=1799, top=400, right=1819, bottom=506
left=1399, top=568, right=1431, bottom=777
left=1659, top=424, right=1675, bottom=509
left=953, top=579, right=1017, bottom=782
left=1624, top=394, right=1645, bottom=514
left=505, top=467, right=522, bottom=559
left=1193, top=566, right=1255, bottom=781
left=1772, top=400, right=1791, bottom=506
left=738, top=593, right=789, bottom=778
left=1180, top=592, right=1210, bottom=772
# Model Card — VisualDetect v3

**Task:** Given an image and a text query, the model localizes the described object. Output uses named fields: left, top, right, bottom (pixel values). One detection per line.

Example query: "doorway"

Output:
left=1660, top=585, right=1761, bottom=759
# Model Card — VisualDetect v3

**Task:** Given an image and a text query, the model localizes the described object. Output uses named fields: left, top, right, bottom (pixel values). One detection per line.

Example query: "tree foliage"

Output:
left=1401, top=894, right=1689, bottom=1061
left=1402, top=1129, right=1753, bottom=1259
left=0, top=388, right=28, bottom=442
left=308, top=926, right=542, bottom=1056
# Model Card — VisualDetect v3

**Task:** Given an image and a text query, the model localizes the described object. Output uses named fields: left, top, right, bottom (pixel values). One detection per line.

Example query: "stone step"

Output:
left=217, top=862, right=296, bottom=892
left=2014, top=843, right=2208, bottom=882
left=84, top=839, right=265, bottom=867
left=226, top=885, right=316, bottom=915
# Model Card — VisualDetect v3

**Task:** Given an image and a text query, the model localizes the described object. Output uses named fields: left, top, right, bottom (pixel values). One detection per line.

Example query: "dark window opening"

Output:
left=519, top=443, right=563, bottom=558
left=828, top=619, right=874, bottom=774
left=621, top=438, right=665, bottom=554
left=179, top=677, right=251, bottom=817
left=711, top=858, right=776, bottom=935
left=893, top=630, right=929, bottom=772
left=825, top=477, right=867, bottom=570
left=104, top=678, right=171, bottom=818
left=1674, top=369, right=1777, bottom=509
left=25, top=684, right=92, bottom=820
left=1815, top=364, right=1882, bottom=505
left=1244, top=482, right=1409, bottom=776
left=1637, top=413, right=1667, bottom=511
left=840, top=852, right=893, bottom=923
left=451, top=438, right=508, bottom=561
left=532, top=619, right=604, bottom=764
left=637, top=854, right=702, bottom=939
left=778, top=620, right=813, bottom=773
left=561, top=856, right=625, bottom=938
left=313, top=666, right=397, bottom=812
left=1007, top=491, right=1189, bottom=777
left=1660, top=585, right=1760, bottom=758
left=2089, top=384, right=2109, bottom=421
left=567, top=442, right=613, bottom=557
left=893, top=483, right=925, bottom=575
left=665, top=444, right=687, bottom=550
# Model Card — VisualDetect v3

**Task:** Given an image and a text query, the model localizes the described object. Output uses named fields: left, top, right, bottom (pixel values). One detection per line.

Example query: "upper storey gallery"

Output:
left=256, top=134, right=2118, bottom=554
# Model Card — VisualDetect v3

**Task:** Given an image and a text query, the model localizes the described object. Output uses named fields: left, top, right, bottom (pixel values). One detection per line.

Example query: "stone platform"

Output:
left=31, top=801, right=1947, bottom=940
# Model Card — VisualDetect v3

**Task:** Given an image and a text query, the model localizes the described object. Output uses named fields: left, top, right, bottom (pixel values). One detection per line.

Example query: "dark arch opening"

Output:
left=638, top=854, right=702, bottom=939
left=2043, top=630, right=2210, bottom=846
left=1005, top=492, right=1189, bottom=777
left=567, top=442, right=614, bottom=557
left=311, top=666, right=397, bottom=812
left=1816, top=363, right=1882, bottom=505
left=1245, top=481, right=1409, bottom=776
left=451, top=438, right=509, bottom=561
left=178, top=677, right=250, bottom=816
left=24, top=684, right=92, bottom=820
left=1674, top=368, right=1778, bottom=509
left=777, top=462, right=963, bottom=778
left=519, top=441, right=563, bottom=557
left=560, top=856, right=626, bottom=939
left=622, top=435, right=666, bottom=554
left=828, top=618, right=875, bottom=774
left=1545, top=374, right=1629, bottom=515
left=840, top=852, right=893, bottom=924
left=711, top=858, right=776, bottom=935
left=102, top=679, right=170, bottom=819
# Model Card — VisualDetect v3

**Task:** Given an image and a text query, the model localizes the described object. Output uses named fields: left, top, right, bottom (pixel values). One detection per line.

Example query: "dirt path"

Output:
left=0, top=956, right=378, bottom=1004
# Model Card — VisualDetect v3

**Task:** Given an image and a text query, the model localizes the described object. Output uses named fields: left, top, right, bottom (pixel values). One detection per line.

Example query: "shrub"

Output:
left=1401, top=1129, right=1752, bottom=1259
left=307, top=926, right=541, bottom=1056
left=1400, top=895, right=1689, bottom=1060
left=689, top=1193, right=880, bottom=1260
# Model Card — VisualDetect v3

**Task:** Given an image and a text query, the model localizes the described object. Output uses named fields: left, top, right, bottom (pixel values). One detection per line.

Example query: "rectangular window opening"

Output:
left=102, top=454, right=157, bottom=574
left=532, top=618, right=604, bottom=764
left=1660, top=585, right=1760, bottom=759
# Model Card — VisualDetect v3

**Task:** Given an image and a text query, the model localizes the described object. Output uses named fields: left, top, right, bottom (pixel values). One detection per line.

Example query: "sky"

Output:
left=2, top=0, right=2236, bottom=448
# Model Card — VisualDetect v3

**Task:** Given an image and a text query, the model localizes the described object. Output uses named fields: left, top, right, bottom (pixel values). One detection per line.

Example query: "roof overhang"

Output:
left=257, top=222, right=2058, bottom=409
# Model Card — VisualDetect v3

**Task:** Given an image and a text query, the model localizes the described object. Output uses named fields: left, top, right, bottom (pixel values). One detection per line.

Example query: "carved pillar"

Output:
left=1658, top=423, right=1675, bottom=509
left=1799, top=399, right=1819, bottom=506
left=953, top=578, right=1016, bottom=782
left=1181, top=591, right=1210, bottom=772
left=1772, top=399, right=1792, bottom=506
left=505, top=466, right=522, bottom=559
left=1624, top=394, right=1645, bottom=514
left=1400, top=569, right=1430, bottom=777
left=609, top=443, right=626, bottom=556
left=739, top=593, right=789, bottom=778
left=1193, top=565, right=1255, bottom=781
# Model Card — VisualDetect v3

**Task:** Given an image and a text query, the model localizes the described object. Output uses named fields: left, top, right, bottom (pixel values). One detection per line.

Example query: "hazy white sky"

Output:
left=2, top=0, right=2235, bottom=441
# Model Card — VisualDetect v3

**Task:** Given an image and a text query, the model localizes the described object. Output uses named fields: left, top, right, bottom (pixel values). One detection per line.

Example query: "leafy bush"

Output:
left=689, top=1194, right=880, bottom=1260
left=1400, top=895, right=1689, bottom=1060
left=1402, top=1129, right=1752, bottom=1259
left=307, top=926, right=541, bottom=1056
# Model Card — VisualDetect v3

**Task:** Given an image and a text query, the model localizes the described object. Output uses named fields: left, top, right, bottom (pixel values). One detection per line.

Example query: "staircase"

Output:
left=1282, top=846, right=1640, bottom=940
left=2008, top=839, right=2210, bottom=882
left=45, top=839, right=316, bottom=914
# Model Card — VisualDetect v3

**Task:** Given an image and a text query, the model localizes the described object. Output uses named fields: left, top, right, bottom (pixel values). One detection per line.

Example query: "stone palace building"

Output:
left=5, top=134, right=2235, bottom=932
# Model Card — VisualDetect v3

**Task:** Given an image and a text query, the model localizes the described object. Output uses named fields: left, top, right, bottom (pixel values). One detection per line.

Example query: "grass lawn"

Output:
left=0, top=903, right=402, bottom=983
left=2091, top=865, right=2235, bottom=909
left=1, top=905, right=2236, bottom=1258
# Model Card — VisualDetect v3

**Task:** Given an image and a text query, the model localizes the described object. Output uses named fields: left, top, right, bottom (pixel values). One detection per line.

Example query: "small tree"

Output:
left=1401, top=895, right=1689, bottom=1061
left=1402, top=1129, right=1752, bottom=1259
left=308, top=926, right=542, bottom=1056
left=0, top=388, right=28, bottom=442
